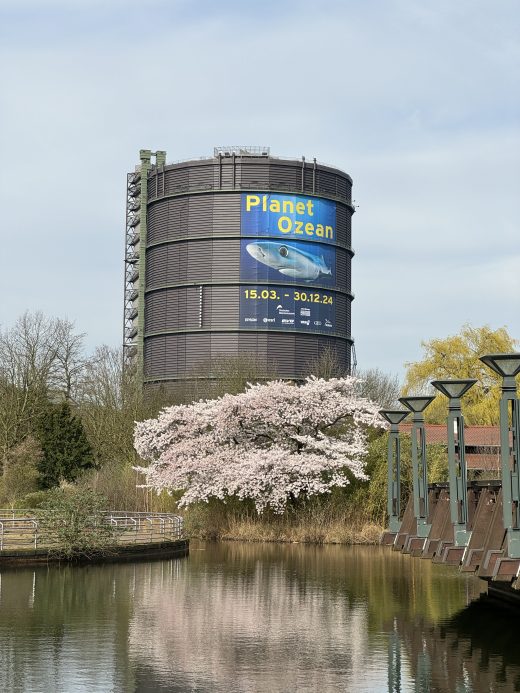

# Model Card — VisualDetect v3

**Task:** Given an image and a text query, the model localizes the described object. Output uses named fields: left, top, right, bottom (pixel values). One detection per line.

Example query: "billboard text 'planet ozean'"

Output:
left=240, top=193, right=337, bottom=334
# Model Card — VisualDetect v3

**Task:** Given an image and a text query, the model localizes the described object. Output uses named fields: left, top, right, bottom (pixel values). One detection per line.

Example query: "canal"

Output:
left=0, top=542, right=518, bottom=692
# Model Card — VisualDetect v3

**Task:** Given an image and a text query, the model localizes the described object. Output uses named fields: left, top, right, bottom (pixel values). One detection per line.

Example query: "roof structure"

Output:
left=399, top=423, right=504, bottom=472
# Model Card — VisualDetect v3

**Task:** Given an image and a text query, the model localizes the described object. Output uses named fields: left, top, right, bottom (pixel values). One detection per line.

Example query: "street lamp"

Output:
left=398, top=396, right=436, bottom=537
left=479, top=353, right=520, bottom=558
left=431, top=379, right=477, bottom=547
left=379, top=410, right=410, bottom=533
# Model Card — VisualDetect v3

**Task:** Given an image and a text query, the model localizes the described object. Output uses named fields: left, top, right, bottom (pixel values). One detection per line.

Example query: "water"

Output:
left=0, top=542, right=518, bottom=692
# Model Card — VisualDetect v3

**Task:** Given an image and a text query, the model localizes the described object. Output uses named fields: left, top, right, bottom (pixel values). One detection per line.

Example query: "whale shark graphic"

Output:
left=246, top=242, right=332, bottom=282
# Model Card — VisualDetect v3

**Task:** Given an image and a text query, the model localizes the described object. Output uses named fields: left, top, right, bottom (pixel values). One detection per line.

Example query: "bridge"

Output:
left=380, top=353, right=520, bottom=597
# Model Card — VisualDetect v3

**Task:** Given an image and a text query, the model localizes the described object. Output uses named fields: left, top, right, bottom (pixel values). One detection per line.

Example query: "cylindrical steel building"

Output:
left=124, top=147, right=354, bottom=395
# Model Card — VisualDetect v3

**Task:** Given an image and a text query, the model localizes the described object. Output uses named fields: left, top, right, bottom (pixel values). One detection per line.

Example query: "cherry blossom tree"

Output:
left=134, top=377, right=385, bottom=513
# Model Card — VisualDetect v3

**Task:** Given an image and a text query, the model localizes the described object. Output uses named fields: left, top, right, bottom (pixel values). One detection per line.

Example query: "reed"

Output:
left=182, top=495, right=384, bottom=545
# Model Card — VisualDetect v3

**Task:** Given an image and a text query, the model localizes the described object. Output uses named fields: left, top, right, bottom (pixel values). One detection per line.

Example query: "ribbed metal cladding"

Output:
left=144, top=333, right=351, bottom=380
left=142, top=153, right=354, bottom=388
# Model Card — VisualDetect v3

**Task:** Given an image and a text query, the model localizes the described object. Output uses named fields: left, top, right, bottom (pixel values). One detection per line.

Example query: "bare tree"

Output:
left=356, top=368, right=401, bottom=409
left=52, top=319, right=86, bottom=402
left=78, top=345, right=169, bottom=465
left=79, top=345, right=136, bottom=464
left=305, top=344, right=347, bottom=380
left=76, top=345, right=174, bottom=511
left=0, top=312, right=86, bottom=467
left=304, top=350, right=400, bottom=410
left=187, top=352, right=278, bottom=401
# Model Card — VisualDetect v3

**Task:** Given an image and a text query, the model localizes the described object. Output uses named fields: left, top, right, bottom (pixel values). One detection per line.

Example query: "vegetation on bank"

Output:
left=36, top=487, right=117, bottom=559
left=1, top=312, right=512, bottom=545
left=180, top=430, right=448, bottom=544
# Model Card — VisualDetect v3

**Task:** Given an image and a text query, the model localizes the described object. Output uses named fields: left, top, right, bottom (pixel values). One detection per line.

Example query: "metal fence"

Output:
left=0, top=510, right=184, bottom=551
left=104, top=511, right=184, bottom=545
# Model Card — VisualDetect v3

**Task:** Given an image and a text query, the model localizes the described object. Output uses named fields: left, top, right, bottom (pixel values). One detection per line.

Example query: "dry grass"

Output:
left=184, top=499, right=384, bottom=545
left=221, top=517, right=383, bottom=545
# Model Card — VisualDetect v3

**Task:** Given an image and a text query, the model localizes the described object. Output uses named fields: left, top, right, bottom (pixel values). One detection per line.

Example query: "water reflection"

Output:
left=0, top=544, right=518, bottom=692
left=399, top=597, right=520, bottom=692
left=0, top=563, right=139, bottom=692
left=126, top=544, right=491, bottom=692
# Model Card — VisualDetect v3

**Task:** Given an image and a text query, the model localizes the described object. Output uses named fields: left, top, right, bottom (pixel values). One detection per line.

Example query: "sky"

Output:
left=1, top=0, right=519, bottom=378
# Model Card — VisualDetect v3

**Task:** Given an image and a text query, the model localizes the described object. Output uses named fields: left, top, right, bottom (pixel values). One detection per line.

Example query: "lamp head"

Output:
left=398, top=396, right=436, bottom=413
left=379, top=410, right=410, bottom=426
left=479, top=354, right=520, bottom=378
left=431, top=379, right=477, bottom=400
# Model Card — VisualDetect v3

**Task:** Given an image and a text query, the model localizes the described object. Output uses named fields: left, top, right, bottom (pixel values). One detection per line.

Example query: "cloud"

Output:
left=0, top=0, right=518, bottom=375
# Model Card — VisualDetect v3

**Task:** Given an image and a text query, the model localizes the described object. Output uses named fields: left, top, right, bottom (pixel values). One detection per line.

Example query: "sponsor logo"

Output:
left=263, top=318, right=275, bottom=323
left=300, top=308, right=311, bottom=316
left=244, top=317, right=257, bottom=323
left=300, top=320, right=310, bottom=326
left=314, top=321, right=322, bottom=326
left=281, top=319, right=294, bottom=324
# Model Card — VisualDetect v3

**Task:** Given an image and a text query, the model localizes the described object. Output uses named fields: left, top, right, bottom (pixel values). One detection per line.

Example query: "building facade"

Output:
left=124, top=147, right=355, bottom=395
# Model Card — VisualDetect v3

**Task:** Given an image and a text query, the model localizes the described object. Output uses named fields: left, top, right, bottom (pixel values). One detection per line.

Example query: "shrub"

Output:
left=36, top=486, right=116, bottom=559
left=15, top=490, right=50, bottom=509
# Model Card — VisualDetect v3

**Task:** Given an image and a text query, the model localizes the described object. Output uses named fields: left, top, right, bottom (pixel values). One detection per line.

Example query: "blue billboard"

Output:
left=240, top=285, right=335, bottom=334
left=239, top=192, right=337, bottom=334
left=241, top=193, right=336, bottom=244
left=240, top=239, right=335, bottom=288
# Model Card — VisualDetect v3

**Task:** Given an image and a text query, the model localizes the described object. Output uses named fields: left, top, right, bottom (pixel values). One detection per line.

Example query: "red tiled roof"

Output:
left=399, top=423, right=503, bottom=471
left=400, top=423, right=501, bottom=445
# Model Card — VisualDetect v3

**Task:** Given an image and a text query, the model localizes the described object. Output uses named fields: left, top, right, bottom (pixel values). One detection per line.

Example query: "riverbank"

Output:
left=0, top=508, right=188, bottom=565
left=219, top=519, right=383, bottom=544
left=183, top=502, right=384, bottom=544
left=0, top=538, right=189, bottom=566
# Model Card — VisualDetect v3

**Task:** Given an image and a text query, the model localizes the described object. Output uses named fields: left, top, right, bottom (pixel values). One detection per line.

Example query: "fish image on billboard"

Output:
left=245, top=242, right=332, bottom=282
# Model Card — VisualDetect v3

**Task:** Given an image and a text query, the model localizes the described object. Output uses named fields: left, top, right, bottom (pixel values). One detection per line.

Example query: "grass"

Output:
left=183, top=496, right=384, bottom=545
left=221, top=517, right=383, bottom=544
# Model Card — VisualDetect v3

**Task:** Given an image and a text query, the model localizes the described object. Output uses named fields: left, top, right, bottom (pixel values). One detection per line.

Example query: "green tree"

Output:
left=37, top=402, right=95, bottom=488
left=402, top=324, right=518, bottom=424
left=363, top=431, right=448, bottom=525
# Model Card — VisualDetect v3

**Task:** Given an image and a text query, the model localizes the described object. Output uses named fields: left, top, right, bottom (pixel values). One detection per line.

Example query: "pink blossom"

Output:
left=134, top=376, right=385, bottom=513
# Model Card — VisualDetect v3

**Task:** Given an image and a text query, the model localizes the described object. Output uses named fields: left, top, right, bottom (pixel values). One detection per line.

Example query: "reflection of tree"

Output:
left=127, top=543, right=483, bottom=692
left=0, top=564, right=137, bottom=692
left=129, top=550, right=370, bottom=691
left=1, top=546, right=513, bottom=693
